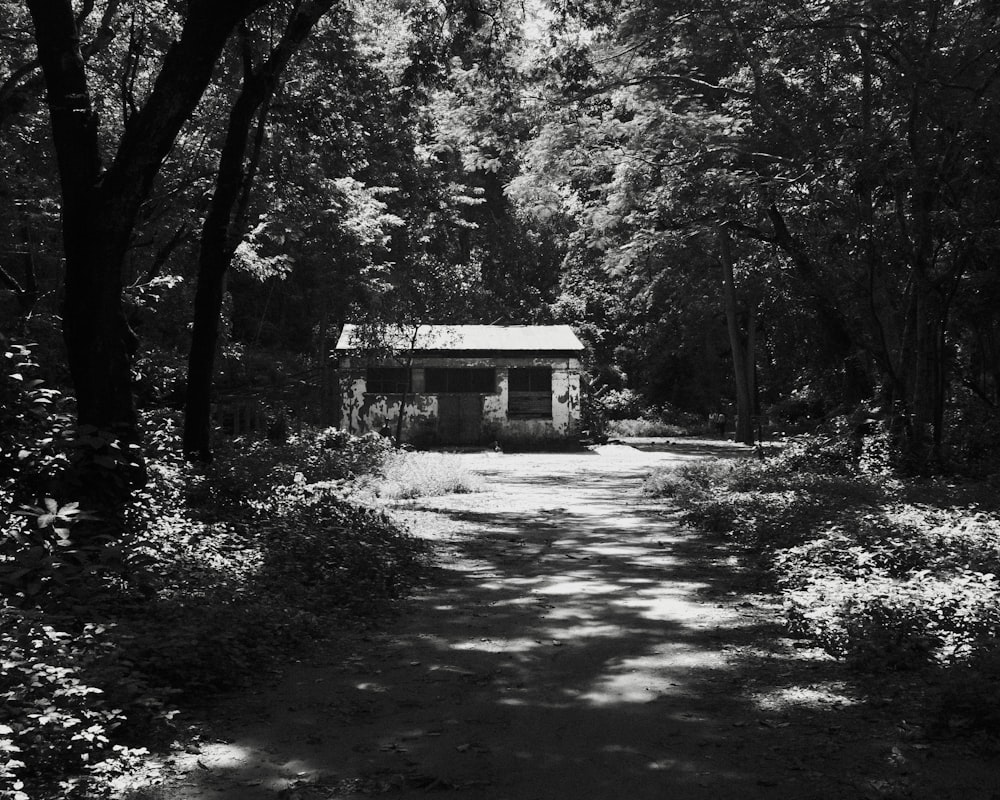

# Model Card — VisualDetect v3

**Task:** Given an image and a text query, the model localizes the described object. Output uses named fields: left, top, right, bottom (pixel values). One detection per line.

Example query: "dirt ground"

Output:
left=149, top=442, right=1000, bottom=800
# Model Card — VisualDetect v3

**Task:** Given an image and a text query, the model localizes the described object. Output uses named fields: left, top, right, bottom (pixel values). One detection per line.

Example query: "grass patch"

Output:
left=375, top=451, right=483, bottom=500
left=645, top=436, right=1000, bottom=734
left=605, top=418, right=691, bottom=437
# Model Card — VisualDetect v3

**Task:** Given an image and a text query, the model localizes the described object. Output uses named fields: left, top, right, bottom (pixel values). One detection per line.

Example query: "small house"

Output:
left=335, top=324, right=585, bottom=445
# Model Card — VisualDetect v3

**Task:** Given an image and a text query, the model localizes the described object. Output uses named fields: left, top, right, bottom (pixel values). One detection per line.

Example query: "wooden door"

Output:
left=437, top=395, right=483, bottom=444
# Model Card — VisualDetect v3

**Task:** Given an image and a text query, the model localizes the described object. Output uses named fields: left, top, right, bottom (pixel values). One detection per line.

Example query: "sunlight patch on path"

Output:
left=531, top=578, right=626, bottom=596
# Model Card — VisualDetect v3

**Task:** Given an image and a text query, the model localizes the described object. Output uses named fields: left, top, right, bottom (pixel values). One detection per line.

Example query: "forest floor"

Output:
left=147, top=441, right=1000, bottom=800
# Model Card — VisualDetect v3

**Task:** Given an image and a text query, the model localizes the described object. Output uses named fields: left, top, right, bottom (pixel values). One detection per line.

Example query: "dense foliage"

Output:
left=1, top=424, right=427, bottom=800
left=510, top=0, right=1000, bottom=456
left=3, top=0, right=1000, bottom=793
left=4, top=0, right=999, bottom=463
left=645, top=436, right=1000, bottom=732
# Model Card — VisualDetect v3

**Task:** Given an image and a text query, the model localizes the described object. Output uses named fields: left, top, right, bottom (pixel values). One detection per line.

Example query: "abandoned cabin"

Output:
left=335, top=324, right=585, bottom=445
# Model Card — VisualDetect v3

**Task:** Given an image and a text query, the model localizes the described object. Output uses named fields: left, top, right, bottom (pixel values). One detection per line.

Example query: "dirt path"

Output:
left=155, top=443, right=999, bottom=800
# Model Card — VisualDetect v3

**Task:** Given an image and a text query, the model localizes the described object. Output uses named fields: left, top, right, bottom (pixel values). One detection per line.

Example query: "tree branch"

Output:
left=1, top=0, right=123, bottom=127
left=0, top=262, right=25, bottom=294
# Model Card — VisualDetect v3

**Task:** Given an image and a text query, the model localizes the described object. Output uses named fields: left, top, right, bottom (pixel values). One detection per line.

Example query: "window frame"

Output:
left=365, top=367, right=410, bottom=394
left=508, top=367, right=552, bottom=418
left=425, top=367, right=496, bottom=394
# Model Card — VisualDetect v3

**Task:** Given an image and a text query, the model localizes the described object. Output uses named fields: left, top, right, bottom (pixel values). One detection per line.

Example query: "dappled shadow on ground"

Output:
left=167, top=453, right=1000, bottom=800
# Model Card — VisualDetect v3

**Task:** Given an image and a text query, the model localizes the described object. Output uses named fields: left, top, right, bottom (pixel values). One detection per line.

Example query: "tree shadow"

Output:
left=167, top=459, right=1000, bottom=800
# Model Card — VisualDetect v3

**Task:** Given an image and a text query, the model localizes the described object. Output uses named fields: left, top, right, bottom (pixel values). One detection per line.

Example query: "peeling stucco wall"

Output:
left=340, top=374, right=438, bottom=438
left=482, top=367, right=507, bottom=425
left=551, top=367, right=581, bottom=435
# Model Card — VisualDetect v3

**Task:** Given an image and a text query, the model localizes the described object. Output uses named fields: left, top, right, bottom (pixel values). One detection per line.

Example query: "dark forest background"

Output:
left=3, top=4, right=1000, bottom=797
left=4, top=0, right=998, bottom=466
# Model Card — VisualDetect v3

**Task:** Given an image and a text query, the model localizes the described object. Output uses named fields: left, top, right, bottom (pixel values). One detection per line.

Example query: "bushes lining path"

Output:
left=152, top=444, right=998, bottom=799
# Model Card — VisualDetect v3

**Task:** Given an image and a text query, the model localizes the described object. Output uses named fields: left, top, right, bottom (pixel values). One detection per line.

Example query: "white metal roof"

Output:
left=335, top=324, right=584, bottom=352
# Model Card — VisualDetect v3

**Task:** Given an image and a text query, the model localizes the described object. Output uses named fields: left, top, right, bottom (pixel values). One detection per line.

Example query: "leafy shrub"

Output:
left=785, top=570, right=1000, bottom=669
left=256, top=484, right=429, bottom=613
left=0, top=611, right=151, bottom=800
left=0, top=499, right=117, bottom=608
left=186, top=429, right=393, bottom=511
left=766, top=387, right=828, bottom=430
left=595, top=388, right=645, bottom=420
left=593, top=392, right=701, bottom=435
left=643, top=460, right=729, bottom=502
left=769, top=435, right=861, bottom=477
left=1, top=345, right=144, bottom=611
left=1, top=421, right=425, bottom=798
left=113, top=473, right=426, bottom=697
left=1, top=340, right=74, bottom=516
left=314, top=429, right=394, bottom=477
left=650, top=435, right=1000, bottom=687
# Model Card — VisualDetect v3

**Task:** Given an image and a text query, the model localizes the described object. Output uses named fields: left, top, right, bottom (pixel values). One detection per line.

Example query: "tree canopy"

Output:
left=2, top=0, right=998, bottom=468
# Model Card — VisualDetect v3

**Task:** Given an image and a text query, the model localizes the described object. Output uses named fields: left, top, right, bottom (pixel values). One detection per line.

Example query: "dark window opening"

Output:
left=509, top=367, right=551, bottom=392
left=509, top=367, right=552, bottom=418
left=366, top=367, right=410, bottom=394
left=425, top=367, right=495, bottom=394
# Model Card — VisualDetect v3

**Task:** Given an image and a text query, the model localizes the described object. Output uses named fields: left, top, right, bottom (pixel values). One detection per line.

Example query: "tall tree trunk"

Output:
left=183, top=0, right=335, bottom=461
left=27, top=0, right=273, bottom=516
left=719, top=225, right=755, bottom=445
left=26, top=1, right=137, bottom=437
left=184, top=90, right=267, bottom=461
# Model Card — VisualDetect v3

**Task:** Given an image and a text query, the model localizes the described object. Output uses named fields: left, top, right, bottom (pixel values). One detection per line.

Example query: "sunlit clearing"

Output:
left=479, top=577, right=543, bottom=592
left=584, top=543, right=652, bottom=557
left=752, top=684, right=861, bottom=711
left=189, top=743, right=253, bottom=769
left=580, top=672, right=683, bottom=705
left=611, top=583, right=720, bottom=622
left=542, top=622, right=626, bottom=640
left=451, top=637, right=540, bottom=653
left=533, top=579, right=624, bottom=596
left=490, top=595, right=544, bottom=607
left=580, top=648, right=722, bottom=705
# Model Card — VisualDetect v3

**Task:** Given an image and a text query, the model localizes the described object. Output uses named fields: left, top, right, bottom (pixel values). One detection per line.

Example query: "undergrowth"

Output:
left=605, top=418, right=690, bottom=438
left=644, top=434, right=1000, bottom=735
left=1, top=353, right=430, bottom=800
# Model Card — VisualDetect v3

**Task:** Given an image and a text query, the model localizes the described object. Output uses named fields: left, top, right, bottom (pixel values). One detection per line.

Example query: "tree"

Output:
left=23, top=0, right=279, bottom=512
left=183, top=1, right=337, bottom=462
left=514, top=0, right=1000, bottom=464
left=719, top=225, right=757, bottom=445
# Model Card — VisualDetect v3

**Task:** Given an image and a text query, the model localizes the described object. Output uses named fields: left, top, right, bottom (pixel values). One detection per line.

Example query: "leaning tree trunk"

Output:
left=183, top=1, right=335, bottom=462
left=394, top=328, right=422, bottom=447
left=719, top=225, right=756, bottom=445
left=183, top=90, right=267, bottom=462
